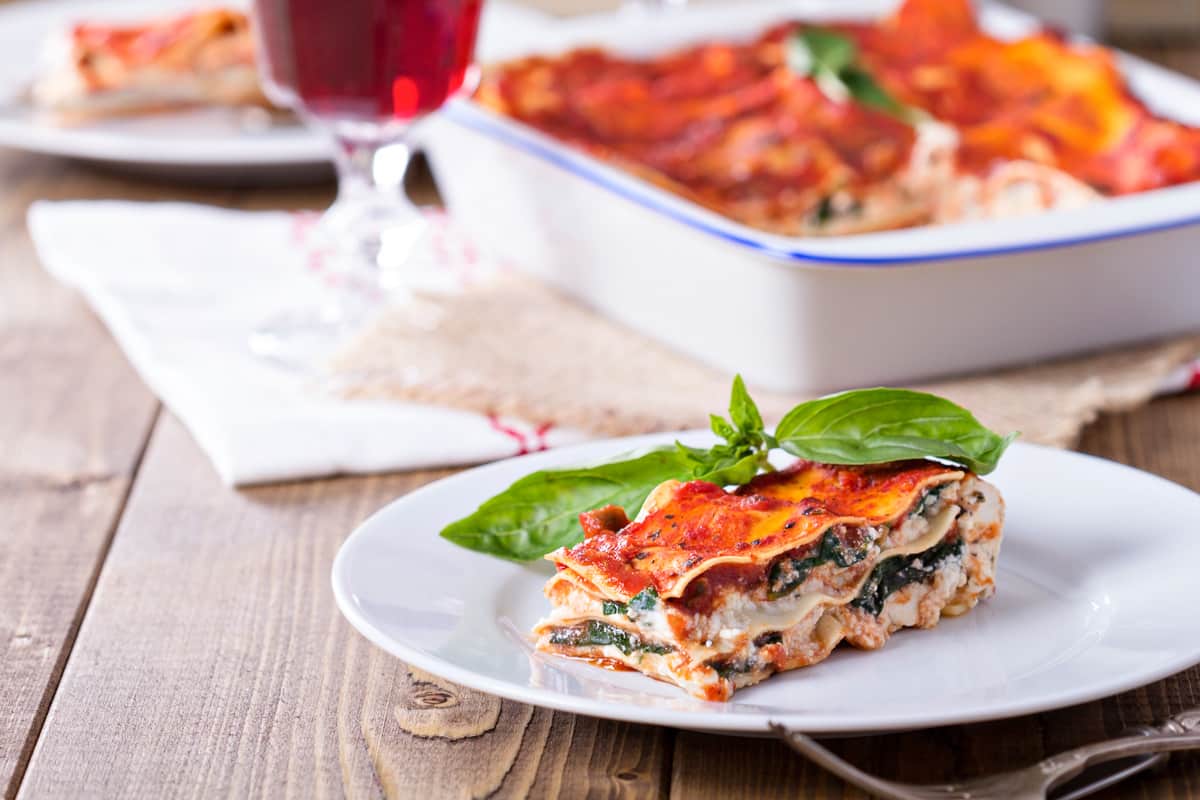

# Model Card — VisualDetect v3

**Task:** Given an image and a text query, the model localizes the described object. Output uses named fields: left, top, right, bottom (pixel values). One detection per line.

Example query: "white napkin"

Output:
left=27, top=200, right=585, bottom=485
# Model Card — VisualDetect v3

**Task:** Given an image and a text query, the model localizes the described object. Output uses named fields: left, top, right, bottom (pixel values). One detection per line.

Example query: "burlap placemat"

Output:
left=331, top=276, right=1200, bottom=447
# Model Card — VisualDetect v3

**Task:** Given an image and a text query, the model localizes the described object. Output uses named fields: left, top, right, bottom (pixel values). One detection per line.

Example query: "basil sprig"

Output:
left=440, top=381, right=1014, bottom=561
left=787, top=27, right=920, bottom=123
left=674, top=375, right=776, bottom=487
left=439, top=377, right=773, bottom=562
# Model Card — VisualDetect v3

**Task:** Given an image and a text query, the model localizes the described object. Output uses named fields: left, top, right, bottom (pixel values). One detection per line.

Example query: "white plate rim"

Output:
left=332, top=435, right=1200, bottom=733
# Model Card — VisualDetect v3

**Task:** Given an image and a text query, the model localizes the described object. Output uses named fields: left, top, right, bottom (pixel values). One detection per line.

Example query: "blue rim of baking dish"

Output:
left=443, top=101, right=1200, bottom=267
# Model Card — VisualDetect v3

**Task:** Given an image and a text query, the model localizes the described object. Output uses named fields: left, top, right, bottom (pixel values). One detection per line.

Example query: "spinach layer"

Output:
left=767, top=527, right=874, bottom=600
left=767, top=484, right=950, bottom=601
left=549, top=620, right=672, bottom=656
left=602, top=586, right=659, bottom=618
left=709, top=633, right=784, bottom=680
left=851, top=537, right=964, bottom=617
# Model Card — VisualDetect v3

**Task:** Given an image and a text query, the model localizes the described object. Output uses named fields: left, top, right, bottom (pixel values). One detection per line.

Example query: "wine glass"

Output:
left=249, top=0, right=484, bottom=363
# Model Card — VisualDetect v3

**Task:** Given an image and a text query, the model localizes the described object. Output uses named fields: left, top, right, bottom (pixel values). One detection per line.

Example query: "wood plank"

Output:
left=669, top=393, right=1200, bottom=800
left=0, top=150, right=316, bottom=795
left=0, top=153, right=172, bottom=797
left=16, top=414, right=668, bottom=798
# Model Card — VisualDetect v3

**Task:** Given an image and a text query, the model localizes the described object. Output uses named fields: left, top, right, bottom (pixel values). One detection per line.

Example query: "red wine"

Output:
left=254, top=0, right=483, bottom=121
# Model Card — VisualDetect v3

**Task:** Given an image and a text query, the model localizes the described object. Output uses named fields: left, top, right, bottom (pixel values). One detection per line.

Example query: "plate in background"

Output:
left=333, top=433, right=1200, bottom=734
left=0, top=0, right=550, bottom=182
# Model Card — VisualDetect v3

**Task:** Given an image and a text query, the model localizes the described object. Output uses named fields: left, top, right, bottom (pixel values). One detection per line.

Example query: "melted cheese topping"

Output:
left=547, top=460, right=962, bottom=601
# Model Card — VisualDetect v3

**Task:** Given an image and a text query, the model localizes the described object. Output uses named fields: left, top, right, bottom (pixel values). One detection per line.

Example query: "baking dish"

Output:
left=422, top=0, right=1200, bottom=393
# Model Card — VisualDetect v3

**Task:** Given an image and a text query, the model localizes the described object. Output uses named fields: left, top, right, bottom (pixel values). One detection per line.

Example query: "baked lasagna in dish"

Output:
left=32, top=8, right=268, bottom=122
left=477, top=0, right=1200, bottom=235
left=534, top=460, right=1003, bottom=701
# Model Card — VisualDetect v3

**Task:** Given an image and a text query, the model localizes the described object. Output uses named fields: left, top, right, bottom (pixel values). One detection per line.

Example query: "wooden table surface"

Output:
left=4, top=31, right=1200, bottom=800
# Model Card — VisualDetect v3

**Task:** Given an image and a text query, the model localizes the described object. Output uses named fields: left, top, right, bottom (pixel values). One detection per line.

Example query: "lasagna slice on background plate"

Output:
left=534, top=460, right=1004, bottom=701
left=31, top=8, right=268, bottom=123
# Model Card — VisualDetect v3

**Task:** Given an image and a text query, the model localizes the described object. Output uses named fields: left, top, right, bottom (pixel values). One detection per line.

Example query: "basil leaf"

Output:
left=695, top=450, right=769, bottom=488
left=789, top=28, right=857, bottom=76
left=439, top=447, right=694, bottom=561
left=775, top=388, right=1016, bottom=475
left=728, top=374, right=764, bottom=440
left=841, top=66, right=915, bottom=120
left=787, top=27, right=915, bottom=123
left=710, top=413, right=737, bottom=442
left=674, top=440, right=712, bottom=464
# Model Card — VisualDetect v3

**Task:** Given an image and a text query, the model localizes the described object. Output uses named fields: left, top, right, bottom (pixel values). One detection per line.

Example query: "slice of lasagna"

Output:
left=32, top=8, right=268, bottom=123
left=533, top=460, right=1003, bottom=701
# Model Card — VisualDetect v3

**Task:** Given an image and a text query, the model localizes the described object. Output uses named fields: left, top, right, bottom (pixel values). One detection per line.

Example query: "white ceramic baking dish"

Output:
left=423, top=0, right=1200, bottom=393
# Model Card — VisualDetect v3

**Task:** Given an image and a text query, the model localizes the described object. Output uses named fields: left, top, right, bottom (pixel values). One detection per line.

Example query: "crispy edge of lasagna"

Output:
left=532, top=465, right=1004, bottom=701
left=31, top=8, right=268, bottom=123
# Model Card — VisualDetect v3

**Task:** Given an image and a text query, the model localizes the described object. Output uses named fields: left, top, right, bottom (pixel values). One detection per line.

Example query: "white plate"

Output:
left=332, top=434, right=1200, bottom=734
left=0, top=0, right=547, bottom=181
left=0, top=0, right=327, bottom=181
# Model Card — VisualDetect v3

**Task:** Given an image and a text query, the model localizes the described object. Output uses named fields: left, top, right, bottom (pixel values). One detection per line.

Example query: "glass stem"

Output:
left=332, top=132, right=411, bottom=207
left=324, top=125, right=423, bottom=291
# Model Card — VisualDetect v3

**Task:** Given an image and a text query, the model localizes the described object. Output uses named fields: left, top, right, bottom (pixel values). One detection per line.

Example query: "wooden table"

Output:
left=5, top=44, right=1200, bottom=800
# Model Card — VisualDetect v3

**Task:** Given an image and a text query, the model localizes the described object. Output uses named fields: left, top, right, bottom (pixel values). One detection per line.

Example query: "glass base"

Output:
left=248, top=302, right=364, bottom=371
left=315, top=192, right=429, bottom=294
left=248, top=121, right=434, bottom=371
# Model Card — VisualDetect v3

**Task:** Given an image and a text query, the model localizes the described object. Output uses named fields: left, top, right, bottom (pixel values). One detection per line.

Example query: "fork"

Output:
left=771, top=708, right=1200, bottom=800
